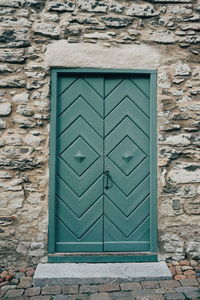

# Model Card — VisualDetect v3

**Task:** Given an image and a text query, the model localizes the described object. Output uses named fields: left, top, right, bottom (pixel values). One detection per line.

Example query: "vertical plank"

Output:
left=150, top=72, right=158, bottom=252
left=48, top=69, right=58, bottom=253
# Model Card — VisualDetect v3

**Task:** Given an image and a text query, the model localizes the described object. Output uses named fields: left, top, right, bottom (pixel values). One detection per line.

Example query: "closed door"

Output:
left=50, top=71, right=157, bottom=253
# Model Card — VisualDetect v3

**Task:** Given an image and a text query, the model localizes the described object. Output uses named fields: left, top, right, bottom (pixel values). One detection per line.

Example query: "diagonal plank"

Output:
left=105, top=96, right=150, bottom=137
left=57, top=96, right=103, bottom=137
left=58, top=78, right=104, bottom=117
left=56, top=196, right=103, bottom=238
left=105, top=157, right=149, bottom=196
left=56, top=216, right=103, bottom=252
left=105, top=116, right=150, bottom=156
left=105, top=79, right=150, bottom=117
left=57, top=116, right=103, bottom=155
left=56, top=157, right=103, bottom=197
left=56, top=175, right=103, bottom=217
left=104, top=195, right=150, bottom=238
left=104, top=215, right=150, bottom=242
left=105, top=175, right=150, bottom=216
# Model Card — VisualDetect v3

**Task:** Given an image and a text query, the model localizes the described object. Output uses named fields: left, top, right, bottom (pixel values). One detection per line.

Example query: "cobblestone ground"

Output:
left=1, top=278, right=200, bottom=299
left=1, top=261, right=200, bottom=299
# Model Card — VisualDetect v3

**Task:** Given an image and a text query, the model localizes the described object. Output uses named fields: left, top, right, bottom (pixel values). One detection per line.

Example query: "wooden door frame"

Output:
left=48, top=68, right=157, bottom=262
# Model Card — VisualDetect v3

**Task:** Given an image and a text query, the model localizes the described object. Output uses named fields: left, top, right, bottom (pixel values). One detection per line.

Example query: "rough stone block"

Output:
left=101, top=17, right=133, bottom=28
left=62, top=285, right=79, bottom=294
left=42, top=285, right=62, bottom=295
left=0, top=102, right=12, bottom=116
left=4, top=288, right=24, bottom=297
left=89, top=293, right=110, bottom=300
left=0, top=49, right=25, bottom=63
left=25, top=287, right=41, bottom=296
left=18, top=276, right=33, bottom=288
left=141, top=281, right=160, bottom=289
left=120, top=282, right=142, bottom=291
left=159, top=280, right=180, bottom=289
left=79, top=285, right=98, bottom=294
left=97, top=283, right=120, bottom=292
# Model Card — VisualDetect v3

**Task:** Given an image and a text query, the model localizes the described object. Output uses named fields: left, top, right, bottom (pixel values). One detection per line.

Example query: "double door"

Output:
left=49, top=70, right=157, bottom=253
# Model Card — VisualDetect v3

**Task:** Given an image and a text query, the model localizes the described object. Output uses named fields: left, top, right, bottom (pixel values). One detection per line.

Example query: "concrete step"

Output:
left=33, top=261, right=172, bottom=286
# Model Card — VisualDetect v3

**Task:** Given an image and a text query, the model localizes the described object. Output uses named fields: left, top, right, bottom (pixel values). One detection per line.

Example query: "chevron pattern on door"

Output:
left=104, top=76, right=150, bottom=251
left=54, top=73, right=151, bottom=253
left=56, top=76, right=104, bottom=252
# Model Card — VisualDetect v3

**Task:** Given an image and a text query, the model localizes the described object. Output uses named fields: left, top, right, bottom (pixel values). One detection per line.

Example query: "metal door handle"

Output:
left=105, top=169, right=111, bottom=190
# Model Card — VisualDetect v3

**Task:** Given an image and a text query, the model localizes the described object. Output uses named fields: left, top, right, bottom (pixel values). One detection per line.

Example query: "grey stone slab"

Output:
left=33, top=262, right=172, bottom=287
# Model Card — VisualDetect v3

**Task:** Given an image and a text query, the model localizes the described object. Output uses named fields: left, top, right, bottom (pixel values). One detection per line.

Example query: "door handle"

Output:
left=105, top=169, right=111, bottom=190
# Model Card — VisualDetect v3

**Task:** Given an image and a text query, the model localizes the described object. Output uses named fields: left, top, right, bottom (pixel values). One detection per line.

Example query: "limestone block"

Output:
left=14, top=118, right=36, bottom=128
left=0, top=28, right=30, bottom=47
left=0, top=102, right=12, bottom=116
left=78, top=0, right=108, bottom=12
left=126, top=3, right=159, bottom=17
left=47, top=1, right=75, bottom=12
left=109, top=2, right=124, bottom=13
left=101, top=17, right=133, bottom=27
left=27, top=193, right=43, bottom=205
left=0, top=171, right=12, bottom=178
left=0, top=76, right=26, bottom=88
left=24, top=134, right=42, bottom=146
left=184, top=200, right=200, bottom=215
left=149, top=30, right=177, bottom=44
left=0, top=0, right=25, bottom=7
left=33, top=23, right=60, bottom=38
left=0, top=49, right=25, bottom=63
left=168, top=163, right=200, bottom=183
left=0, top=118, right=6, bottom=129
left=159, top=134, right=191, bottom=146
left=16, top=105, right=33, bottom=116
left=45, top=41, right=161, bottom=69
left=16, top=242, right=30, bottom=255
left=175, top=63, right=191, bottom=76
left=13, top=92, right=29, bottom=103
left=187, top=242, right=200, bottom=259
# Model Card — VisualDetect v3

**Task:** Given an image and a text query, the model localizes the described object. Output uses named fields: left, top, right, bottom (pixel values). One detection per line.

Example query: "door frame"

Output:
left=48, top=68, right=157, bottom=262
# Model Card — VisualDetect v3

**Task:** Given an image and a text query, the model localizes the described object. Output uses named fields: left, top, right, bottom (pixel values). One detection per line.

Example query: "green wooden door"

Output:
left=50, top=70, right=156, bottom=254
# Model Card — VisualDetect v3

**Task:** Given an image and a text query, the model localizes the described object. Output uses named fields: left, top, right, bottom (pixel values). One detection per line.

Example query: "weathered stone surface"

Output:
left=0, top=49, right=25, bottom=63
left=149, top=30, right=177, bottom=44
left=168, top=163, right=200, bottom=183
left=18, top=276, right=32, bottom=288
left=0, top=28, right=30, bottom=47
left=101, top=17, right=133, bottom=28
left=47, top=1, right=75, bottom=12
left=78, top=0, right=107, bottom=12
left=126, top=4, right=159, bottom=17
left=0, top=102, right=12, bottom=116
left=0, top=76, right=26, bottom=88
left=175, top=63, right=191, bottom=76
left=4, top=288, right=24, bottom=297
left=13, top=92, right=29, bottom=103
left=0, top=0, right=25, bottom=8
left=33, top=23, right=60, bottom=38
left=0, top=119, right=6, bottom=129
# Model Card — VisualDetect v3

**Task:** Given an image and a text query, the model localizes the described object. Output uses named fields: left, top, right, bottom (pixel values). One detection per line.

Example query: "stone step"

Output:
left=33, top=261, right=172, bottom=287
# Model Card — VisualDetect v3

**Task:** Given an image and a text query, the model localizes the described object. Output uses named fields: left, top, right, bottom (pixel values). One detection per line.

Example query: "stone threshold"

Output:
left=33, top=261, right=172, bottom=287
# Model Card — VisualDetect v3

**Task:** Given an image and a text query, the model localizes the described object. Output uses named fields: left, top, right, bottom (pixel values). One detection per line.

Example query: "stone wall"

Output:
left=0, top=0, right=199, bottom=267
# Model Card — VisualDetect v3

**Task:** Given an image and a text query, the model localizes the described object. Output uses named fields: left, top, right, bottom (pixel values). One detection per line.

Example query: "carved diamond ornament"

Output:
left=74, top=151, right=86, bottom=163
left=108, top=136, right=146, bottom=176
left=122, top=152, right=133, bottom=162
left=60, top=137, right=99, bottom=176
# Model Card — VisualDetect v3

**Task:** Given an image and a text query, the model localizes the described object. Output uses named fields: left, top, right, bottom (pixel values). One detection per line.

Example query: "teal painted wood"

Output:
left=48, top=69, right=58, bottom=253
left=150, top=73, right=158, bottom=252
left=48, top=69, right=157, bottom=258
left=104, top=76, right=151, bottom=251
left=55, top=75, right=104, bottom=252
left=48, top=254, right=158, bottom=263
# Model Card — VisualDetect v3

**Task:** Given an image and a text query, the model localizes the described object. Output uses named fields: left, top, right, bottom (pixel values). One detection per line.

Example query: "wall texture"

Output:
left=0, top=0, right=200, bottom=267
